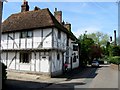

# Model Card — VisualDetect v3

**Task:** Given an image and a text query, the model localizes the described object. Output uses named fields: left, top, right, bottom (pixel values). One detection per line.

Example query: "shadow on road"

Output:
left=3, top=79, right=53, bottom=90
left=3, top=66, right=104, bottom=90
left=55, top=66, right=99, bottom=81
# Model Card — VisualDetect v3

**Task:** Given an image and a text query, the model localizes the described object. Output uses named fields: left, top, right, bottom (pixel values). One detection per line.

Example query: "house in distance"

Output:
left=1, top=1, right=80, bottom=77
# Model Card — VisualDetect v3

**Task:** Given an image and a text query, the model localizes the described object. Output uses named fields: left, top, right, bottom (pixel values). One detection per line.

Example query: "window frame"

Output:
left=20, top=52, right=31, bottom=63
left=58, top=30, right=61, bottom=39
left=20, top=31, right=33, bottom=38
left=57, top=53, right=60, bottom=60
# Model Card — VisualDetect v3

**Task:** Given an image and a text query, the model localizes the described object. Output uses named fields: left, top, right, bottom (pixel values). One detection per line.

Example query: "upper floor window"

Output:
left=57, top=53, right=60, bottom=60
left=73, top=45, right=78, bottom=51
left=27, top=31, right=33, bottom=38
left=20, top=31, right=33, bottom=38
left=58, top=30, right=61, bottom=39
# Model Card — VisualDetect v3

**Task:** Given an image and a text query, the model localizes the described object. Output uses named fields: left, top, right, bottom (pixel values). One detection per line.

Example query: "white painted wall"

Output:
left=33, top=29, right=42, bottom=48
left=51, top=51, right=62, bottom=73
left=14, top=33, right=20, bottom=49
left=1, top=52, right=6, bottom=65
left=43, top=28, right=52, bottom=48
left=1, top=27, right=79, bottom=76
left=2, top=28, right=53, bottom=50
left=1, top=34, right=7, bottom=49
left=53, top=28, right=67, bottom=50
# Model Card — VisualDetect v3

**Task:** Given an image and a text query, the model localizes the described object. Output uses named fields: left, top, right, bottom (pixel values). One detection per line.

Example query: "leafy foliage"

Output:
left=109, top=56, right=120, bottom=64
left=111, top=46, right=120, bottom=56
left=79, top=34, right=94, bottom=66
left=87, top=32, right=109, bottom=46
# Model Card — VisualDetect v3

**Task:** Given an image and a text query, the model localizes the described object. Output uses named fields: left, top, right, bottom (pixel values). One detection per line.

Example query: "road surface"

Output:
left=46, top=65, right=118, bottom=89
left=4, top=64, right=118, bottom=90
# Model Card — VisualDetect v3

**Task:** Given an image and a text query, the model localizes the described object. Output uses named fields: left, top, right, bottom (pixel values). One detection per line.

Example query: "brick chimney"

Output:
left=21, top=0, right=29, bottom=12
left=114, top=30, right=117, bottom=45
left=54, top=8, right=62, bottom=24
left=64, top=22, right=71, bottom=32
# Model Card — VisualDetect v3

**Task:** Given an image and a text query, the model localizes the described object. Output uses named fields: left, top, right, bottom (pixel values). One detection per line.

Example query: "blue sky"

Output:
left=2, top=2, right=118, bottom=38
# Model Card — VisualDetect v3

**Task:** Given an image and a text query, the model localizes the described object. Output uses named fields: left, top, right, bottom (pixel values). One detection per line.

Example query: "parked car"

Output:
left=91, top=61, right=99, bottom=67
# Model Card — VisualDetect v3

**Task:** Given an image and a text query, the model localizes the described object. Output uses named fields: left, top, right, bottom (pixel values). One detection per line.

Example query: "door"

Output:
left=40, top=56, right=50, bottom=73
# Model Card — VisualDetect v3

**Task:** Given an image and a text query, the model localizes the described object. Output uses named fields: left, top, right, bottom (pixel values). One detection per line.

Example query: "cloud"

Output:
left=72, top=26, right=101, bottom=38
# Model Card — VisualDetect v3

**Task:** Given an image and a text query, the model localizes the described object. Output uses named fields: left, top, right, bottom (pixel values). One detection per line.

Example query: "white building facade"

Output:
left=1, top=1, right=80, bottom=77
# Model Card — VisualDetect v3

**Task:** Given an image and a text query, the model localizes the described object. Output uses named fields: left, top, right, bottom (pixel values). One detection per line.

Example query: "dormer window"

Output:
left=20, top=31, right=33, bottom=38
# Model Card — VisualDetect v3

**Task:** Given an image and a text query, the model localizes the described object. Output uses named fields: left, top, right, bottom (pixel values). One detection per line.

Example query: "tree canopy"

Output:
left=87, top=32, right=109, bottom=47
left=78, top=31, right=109, bottom=66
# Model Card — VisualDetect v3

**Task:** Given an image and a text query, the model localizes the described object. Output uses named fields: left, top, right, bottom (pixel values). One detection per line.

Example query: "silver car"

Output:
left=91, top=61, right=99, bottom=67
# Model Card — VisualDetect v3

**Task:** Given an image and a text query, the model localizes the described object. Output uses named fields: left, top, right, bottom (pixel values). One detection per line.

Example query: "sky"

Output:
left=2, top=1, right=118, bottom=39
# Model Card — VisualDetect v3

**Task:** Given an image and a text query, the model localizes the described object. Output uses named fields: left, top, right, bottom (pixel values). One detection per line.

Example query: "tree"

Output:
left=87, top=32, right=109, bottom=47
left=78, top=34, right=95, bottom=66
left=89, top=44, right=102, bottom=60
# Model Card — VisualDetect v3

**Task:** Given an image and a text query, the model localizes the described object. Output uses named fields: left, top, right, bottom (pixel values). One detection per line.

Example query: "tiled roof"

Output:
left=2, top=8, right=77, bottom=40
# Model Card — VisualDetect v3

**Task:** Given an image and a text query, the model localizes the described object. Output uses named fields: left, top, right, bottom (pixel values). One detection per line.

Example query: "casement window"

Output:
left=73, top=53, right=77, bottom=62
left=58, top=30, right=61, bottom=39
left=20, top=52, right=31, bottom=63
left=73, top=55, right=77, bottom=62
left=57, top=53, right=60, bottom=60
left=27, top=31, right=33, bottom=38
left=20, top=31, right=33, bottom=38
left=73, top=45, right=78, bottom=51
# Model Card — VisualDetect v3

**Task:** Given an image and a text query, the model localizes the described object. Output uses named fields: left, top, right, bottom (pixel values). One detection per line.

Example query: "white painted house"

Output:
left=1, top=1, right=80, bottom=77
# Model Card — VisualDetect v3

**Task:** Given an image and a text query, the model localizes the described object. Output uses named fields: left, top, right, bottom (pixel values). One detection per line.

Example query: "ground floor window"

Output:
left=20, top=52, right=31, bottom=63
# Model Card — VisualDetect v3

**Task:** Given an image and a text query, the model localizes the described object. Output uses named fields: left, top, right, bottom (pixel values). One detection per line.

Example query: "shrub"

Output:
left=2, top=62, right=7, bottom=83
left=111, top=46, right=120, bottom=56
left=109, top=56, right=120, bottom=64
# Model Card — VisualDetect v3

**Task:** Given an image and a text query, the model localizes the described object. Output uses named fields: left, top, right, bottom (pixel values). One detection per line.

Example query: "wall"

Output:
left=1, top=28, right=52, bottom=50
left=53, top=28, right=67, bottom=50
left=1, top=51, right=50, bottom=74
left=50, top=51, right=63, bottom=76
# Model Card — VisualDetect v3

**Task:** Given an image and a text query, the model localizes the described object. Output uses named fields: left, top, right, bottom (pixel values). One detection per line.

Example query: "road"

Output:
left=45, top=65, right=118, bottom=89
left=4, top=64, right=118, bottom=90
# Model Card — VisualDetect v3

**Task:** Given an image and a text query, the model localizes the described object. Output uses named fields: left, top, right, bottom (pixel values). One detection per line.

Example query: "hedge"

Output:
left=109, top=56, right=120, bottom=64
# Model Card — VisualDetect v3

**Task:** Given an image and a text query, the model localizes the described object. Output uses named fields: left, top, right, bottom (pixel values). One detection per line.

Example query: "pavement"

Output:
left=4, top=67, right=87, bottom=90
left=4, top=64, right=118, bottom=89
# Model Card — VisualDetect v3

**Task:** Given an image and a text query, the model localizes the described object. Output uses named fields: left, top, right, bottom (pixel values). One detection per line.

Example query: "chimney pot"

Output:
left=21, top=0, right=29, bottom=12
left=114, top=30, right=117, bottom=45
left=64, top=23, right=71, bottom=32
left=55, top=8, right=57, bottom=11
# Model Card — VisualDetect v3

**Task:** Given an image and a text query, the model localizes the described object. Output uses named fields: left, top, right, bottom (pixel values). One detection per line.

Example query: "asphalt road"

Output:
left=46, top=65, right=118, bottom=89
left=3, top=64, right=119, bottom=90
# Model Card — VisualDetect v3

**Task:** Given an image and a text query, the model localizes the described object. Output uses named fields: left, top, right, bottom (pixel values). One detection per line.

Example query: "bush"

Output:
left=2, top=62, right=7, bottom=83
left=109, top=56, right=120, bottom=64
left=111, top=46, right=120, bottom=56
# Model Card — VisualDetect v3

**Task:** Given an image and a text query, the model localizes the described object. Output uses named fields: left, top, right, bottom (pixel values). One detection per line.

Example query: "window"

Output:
left=20, top=52, right=31, bottom=63
left=73, top=45, right=78, bottom=51
left=27, top=31, right=33, bottom=38
left=21, top=32, right=27, bottom=38
left=73, top=53, right=77, bottom=62
left=73, top=56, right=77, bottom=62
left=58, top=30, right=61, bottom=39
left=57, top=53, right=60, bottom=60
left=20, top=31, right=33, bottom=38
